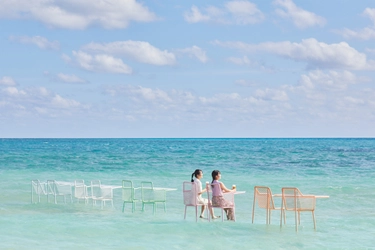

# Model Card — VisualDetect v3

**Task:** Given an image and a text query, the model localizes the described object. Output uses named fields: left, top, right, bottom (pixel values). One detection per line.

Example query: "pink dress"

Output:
left=211, top=180, right=234, bottom=220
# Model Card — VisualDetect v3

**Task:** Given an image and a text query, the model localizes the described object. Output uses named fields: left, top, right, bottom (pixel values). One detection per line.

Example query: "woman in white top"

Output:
left=191, top=169, right=219, bottom=219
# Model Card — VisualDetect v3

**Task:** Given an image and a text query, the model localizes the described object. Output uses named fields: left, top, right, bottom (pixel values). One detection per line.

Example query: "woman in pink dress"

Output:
left=210, top=170, right=236, bottom=220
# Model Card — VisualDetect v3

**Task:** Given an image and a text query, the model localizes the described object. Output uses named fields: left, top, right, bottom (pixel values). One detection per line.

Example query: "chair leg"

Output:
left=312, top=211, right=316, bottom=230
left=280, top=200, right=284, bottom=228
left=295, top=210, right=298, bottom=232
left=184, top=206, right=187, bottom=220
left=252, top=199, right=256, bottom=224
left=122, top=202, right=125, bottom=212
left=195, top=206, right=198, bottom=222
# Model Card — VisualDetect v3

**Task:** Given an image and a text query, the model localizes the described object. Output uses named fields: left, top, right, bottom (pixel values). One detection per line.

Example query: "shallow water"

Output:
left=0, top=138, right=374, bottom=249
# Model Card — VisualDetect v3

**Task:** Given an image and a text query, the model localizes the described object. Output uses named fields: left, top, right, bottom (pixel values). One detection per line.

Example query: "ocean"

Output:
left=0, top=138, right=374, bottom=249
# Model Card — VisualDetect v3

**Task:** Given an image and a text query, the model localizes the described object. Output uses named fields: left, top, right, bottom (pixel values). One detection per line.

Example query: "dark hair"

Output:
left=191, top=169, right=202, bottom=182
left=211, top=170, right=221, bottom=183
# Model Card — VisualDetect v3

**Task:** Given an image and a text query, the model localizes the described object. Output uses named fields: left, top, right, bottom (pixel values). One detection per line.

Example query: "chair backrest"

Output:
left=254, top=186, right=276, bottom=210
left=74, top=180, right=86, bottom=198
left=32, top=180, right=46, bottom=195
left=47, top=180, right=57, bottom=195
left=101, top=187, right=113, bottom=199
left=122, top=180, right=135, bottom=202
left=91, top=180, right=101, bottom=198
left=54, top=181, right=72, bottom=195
left=46, top=180, right=72, bottom=195
left=141, top=181, right=154, bottom=201
left=282, top=187, right=316, bottom=211
left=183, top=181, right=198, bottom=206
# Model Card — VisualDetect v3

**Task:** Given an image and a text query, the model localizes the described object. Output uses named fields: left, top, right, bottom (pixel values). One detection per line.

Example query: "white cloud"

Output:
left=363, top=8, right=375, bottom=26
left=177, top=46, right=208, bottom=63
left=0, top=76, right=17, bottom=86
left=344, top=96, right=365, bottom=105
left=228, top=56, right=252, bottom=65
left=184, top=1, right=264, bottom=25
left=0, top=85, right=88, bottom=119
left=214, top=38, right=375, bottom=70
left=56, top=73, right=87, bottom=83
left=335, top=27, right=375, bottom=40
left=184, top=6, right=210, bottom=23
left=273, top=0, right=326, bottom=29
left=52, top=94, right=81, bottom=108
left=82, top=41, right=176, bottom=66
left=298, top=70, right=361, bottom=91
left=9, top=35, right=59, bottom=50
left=3, top=86, right=26, bottom=96
left=0, top=0, right=157, bottom=29
left=234, top=79, right=257, bottom=87
left=69, top=51, right=133, bottom=74
left=255, top=88, right=289, bottom=101
left=225, top=0, right=265, bottom=25
left=334, top=8, right=375, bottom=40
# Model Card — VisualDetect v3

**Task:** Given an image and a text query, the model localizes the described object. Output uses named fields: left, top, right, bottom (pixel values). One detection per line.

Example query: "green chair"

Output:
left=122, top=180, right=137, bottom=213
left=141, top=181, right=166, bottom=214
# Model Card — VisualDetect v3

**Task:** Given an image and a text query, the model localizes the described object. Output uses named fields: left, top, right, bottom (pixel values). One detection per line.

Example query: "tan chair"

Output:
left=280, top=187, right=316, bottom=231
left=252, top=186, right=283, bottom=224
left=183, top=181, right=208, bottom=222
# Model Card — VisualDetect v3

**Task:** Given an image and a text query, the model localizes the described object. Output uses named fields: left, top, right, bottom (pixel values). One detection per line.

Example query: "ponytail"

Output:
left=211, top=170, right=220, bottom=186
left=191, top=169, right=202, bottom=182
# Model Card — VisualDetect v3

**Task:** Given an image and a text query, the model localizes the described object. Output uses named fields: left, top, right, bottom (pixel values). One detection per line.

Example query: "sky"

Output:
left=1, top=0, right=375, bottom=138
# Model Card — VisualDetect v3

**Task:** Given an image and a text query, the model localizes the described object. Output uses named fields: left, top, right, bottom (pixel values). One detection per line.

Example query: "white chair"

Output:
left=47, top=180, right=73, bottom=204
left=141, top=181, right=166, bottom=214
left=74, top=180, right=90, bottom=204
left=122, top=180, right=137, bottom=213
left=280, top=187, right=317, bottom=231
left=252, top=186, right=283, bottom=224
left=91, top=180, right=113, bottom=209
left=183, top=181, right=208, bottom=222
left=206, top=182, right=236, bottom=222
left=31, top=180, right=48, bottom=203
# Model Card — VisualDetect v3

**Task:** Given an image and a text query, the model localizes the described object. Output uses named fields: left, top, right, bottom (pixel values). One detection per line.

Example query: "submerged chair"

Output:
left=206, top=182, right=235, bottom=222
left=252, top=186, right=283, bottom=224
left=183, top=181, right=208, bottom=222
left=31, top=180, right=48, bottom=203
left=74, top=179, right=90, bottom=204
left=47, top=180, right=73, bottom=204
left=91, top=180, right=113, bottom=209
left=122, top=180, right=138, bottom=213
left=141, top=181, right=166, bottom=214
left=280, top=187, right=316, bottom=232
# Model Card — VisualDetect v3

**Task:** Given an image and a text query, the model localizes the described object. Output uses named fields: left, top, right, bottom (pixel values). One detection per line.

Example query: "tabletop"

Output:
left=273, top=194, right=329, bottom=198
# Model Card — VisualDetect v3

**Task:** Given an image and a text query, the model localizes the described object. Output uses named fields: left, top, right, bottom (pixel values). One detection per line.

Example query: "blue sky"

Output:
left=1, top=0, right=375, bottom=138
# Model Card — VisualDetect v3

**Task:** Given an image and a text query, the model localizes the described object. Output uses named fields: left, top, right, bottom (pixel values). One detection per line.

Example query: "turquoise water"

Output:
left=0, top=138, right=374, bottom=249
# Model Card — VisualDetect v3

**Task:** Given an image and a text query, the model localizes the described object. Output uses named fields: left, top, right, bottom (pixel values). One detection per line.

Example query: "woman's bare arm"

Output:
left=220, top=182, right=233, bottom=193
